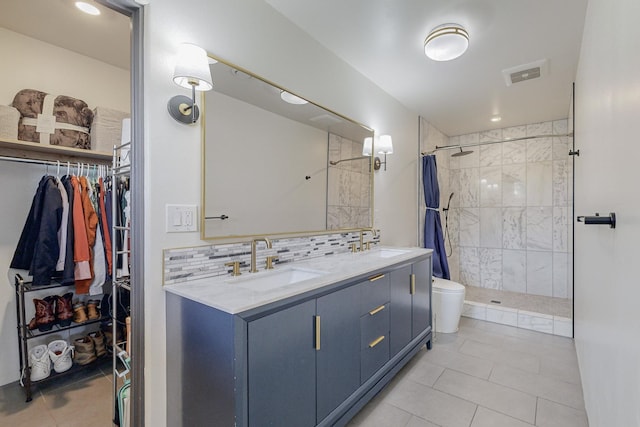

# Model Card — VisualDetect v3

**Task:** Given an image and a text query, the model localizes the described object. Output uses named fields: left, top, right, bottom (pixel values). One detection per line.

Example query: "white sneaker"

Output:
left=48, top=340, right=74, bottom=373
left=29, top=344, right=51, bottom=381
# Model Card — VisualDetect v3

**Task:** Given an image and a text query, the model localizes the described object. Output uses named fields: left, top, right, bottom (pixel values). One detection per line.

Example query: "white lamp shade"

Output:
left=424, top=24, right=469, bottom=62
left=377, top=135, right=393, bottom=154
left=362, top=137, right=373, bottom=156
left=173, top=43, right=213, bottom=91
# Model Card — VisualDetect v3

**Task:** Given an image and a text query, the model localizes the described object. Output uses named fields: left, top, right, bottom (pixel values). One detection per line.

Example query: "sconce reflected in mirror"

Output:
left=168, top=43, right=214, bottom=124
left=363, top=135, right=393, bottom=171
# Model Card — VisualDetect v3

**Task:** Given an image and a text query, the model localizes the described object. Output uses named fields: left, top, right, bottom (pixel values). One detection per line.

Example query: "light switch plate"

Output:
left=166, top=204, right=198, bottom=232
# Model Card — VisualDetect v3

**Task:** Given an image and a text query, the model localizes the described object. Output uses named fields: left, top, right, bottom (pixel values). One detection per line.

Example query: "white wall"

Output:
left=574, top=0, right=640, bottom=425
left=143, top=1, right=418, bottom=424
left=0, top=27, right=129, bottom=111
left=0, top=28, right=130, bottom=386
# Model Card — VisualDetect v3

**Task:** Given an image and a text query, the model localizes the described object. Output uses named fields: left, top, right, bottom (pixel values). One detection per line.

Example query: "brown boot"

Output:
left=73, top=302, right=88, bottom=323
left=89, top=331, right=107, bottom=357
left=86, top=299, right=100, bottom=320
left=73, top=336, right=97, bottom=365
left=55, top=293, right=74, bottom=327
left=33, top=296, right=55, bottom=332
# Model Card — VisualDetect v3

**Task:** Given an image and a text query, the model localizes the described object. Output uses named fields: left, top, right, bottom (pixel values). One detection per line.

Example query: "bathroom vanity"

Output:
left=165, top=247, right=432, bottom=427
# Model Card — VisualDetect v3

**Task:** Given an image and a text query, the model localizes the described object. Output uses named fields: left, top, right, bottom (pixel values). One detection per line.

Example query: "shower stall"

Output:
left=419, top=116, right=574, bottom=337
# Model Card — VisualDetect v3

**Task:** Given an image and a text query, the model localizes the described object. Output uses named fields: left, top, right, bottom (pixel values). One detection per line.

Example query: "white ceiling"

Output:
left=266, top=0, right=588, bottom=136
left=0, top=0, right=130, bottom=70
left=0, top=1, right=588, bottom=137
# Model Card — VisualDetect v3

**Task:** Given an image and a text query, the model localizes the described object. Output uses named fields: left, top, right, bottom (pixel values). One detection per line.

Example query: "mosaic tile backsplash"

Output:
left=163, top=231, right=380, bottom=285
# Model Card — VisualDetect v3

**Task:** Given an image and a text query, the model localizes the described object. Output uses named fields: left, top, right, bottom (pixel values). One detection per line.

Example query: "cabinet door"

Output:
left=316, top=284, right=361, bottom=422
left=389, top=265, right=412, bottom=356
left=248, top=299, right=316, bottom=427
left=412, top=259, right=432, bottom=339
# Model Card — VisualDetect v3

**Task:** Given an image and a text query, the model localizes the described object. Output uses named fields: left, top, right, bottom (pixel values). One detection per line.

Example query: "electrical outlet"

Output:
left=166, top=205, right=198, bottom=232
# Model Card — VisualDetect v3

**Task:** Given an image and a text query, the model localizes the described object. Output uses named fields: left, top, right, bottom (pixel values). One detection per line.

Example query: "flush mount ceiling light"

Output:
left=424, top=24, right=469, bottom=61
left=75, top=1, right=101, bottom=15
left=280, top=91, right=308, bottom=105
left=491, top=116, right=502, bottom=122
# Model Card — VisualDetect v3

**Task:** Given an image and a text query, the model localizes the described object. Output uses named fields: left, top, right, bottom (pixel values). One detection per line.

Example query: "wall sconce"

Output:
left=362, top=137, right=380, bottom=171
left=376, top=135, right=393, bottom=171
left=167, top=43, right=213, bottom=124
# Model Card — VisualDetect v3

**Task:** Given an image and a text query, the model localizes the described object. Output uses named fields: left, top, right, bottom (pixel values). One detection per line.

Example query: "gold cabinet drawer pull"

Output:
left=368, top=274, right=385, bottom=282
left=315, top=316, right=321, bottom=350
left=410, top=274, right=416, bottom=295
left=369, top=305, right=386, bottom=316
left=369, top=335, right=385, bottom=348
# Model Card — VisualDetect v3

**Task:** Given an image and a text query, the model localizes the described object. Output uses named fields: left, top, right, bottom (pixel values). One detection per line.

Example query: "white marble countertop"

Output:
left=164, top=246, right=432, bottom=315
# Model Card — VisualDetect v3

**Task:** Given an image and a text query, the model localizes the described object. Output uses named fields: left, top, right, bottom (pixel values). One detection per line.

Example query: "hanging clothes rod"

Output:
left=0, top=155, right=109, bottom=174
left=421, top=132, right=573, bottom=155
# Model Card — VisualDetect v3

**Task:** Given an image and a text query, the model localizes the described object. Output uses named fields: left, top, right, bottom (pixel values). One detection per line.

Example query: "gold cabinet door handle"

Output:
left=369, top=305, right=386, bottom=316
left=368, top=273, right=385, bottom=282
left=315, top=316, right=321, bottom=350
left=410, top=274, right=416, bottom=295
left=369, top=335, right=385, bottom=348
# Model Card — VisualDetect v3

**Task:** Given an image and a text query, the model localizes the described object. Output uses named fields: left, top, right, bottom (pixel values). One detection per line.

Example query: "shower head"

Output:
left=451, top=147, right=474, bottom=157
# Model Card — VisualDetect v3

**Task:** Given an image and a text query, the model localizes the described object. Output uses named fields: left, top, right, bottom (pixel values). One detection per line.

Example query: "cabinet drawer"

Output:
left=360, top=273, right=390, bottom=315
left=361, top=332, right=389, bottom=382
left=360, top=303, right=389, bottom=349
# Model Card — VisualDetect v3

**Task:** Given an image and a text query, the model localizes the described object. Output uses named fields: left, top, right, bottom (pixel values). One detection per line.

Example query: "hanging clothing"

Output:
left=85, top=177, right=106, bottom=295
left=71, top=176, right=92, bottom=291
left=10, top=176, right=63, bottom=286
left=422, top=155, right=450, bottom=279
left=58, top=175, right=76, bottom=285
left=98, top=177, right=113, bottom=273
left=73, top=176, right=99, bottom=294
left=54, top=177, right=69, bottom=272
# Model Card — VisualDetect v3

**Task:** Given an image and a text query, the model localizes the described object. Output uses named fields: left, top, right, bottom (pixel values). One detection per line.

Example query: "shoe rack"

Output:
left=111, top=139, right=132, bottom=426
left=13, top=274, right=110, bottom=402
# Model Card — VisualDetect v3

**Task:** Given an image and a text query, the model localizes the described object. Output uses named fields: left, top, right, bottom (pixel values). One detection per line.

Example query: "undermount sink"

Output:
left=370, top=248, right=410, bottom=258
left=227, top=266, right=328, bottom=291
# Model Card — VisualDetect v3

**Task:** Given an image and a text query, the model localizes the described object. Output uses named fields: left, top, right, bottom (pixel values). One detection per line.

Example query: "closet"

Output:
left=0, top=1, right=137, bottom=425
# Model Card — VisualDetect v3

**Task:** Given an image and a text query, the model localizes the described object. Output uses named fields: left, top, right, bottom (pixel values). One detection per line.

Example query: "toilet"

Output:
left=432, top=277, right=466, bottom=333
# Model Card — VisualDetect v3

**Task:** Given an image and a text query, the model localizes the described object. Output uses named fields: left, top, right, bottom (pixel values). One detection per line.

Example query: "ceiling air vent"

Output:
left=502, top=59, right=548, bottom=87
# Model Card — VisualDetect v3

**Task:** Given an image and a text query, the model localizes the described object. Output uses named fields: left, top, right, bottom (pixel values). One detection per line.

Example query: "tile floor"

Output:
left=348, top=317, right=589, bottom=427
left=0, top=359, right=115, bottom=427
left=1, top=318, right=589, bottom=427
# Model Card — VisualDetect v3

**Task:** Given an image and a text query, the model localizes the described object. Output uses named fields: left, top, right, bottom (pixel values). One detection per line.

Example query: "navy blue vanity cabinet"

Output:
left=316, top=284, right=362, bottom=421
left=247, top=300, right=317, bottom=427
left=390, top=258, right=432, bottom=355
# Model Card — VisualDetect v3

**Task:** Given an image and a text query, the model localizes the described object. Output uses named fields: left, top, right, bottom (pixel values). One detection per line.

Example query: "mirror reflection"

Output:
left=202, top=57, right=374, bottom=239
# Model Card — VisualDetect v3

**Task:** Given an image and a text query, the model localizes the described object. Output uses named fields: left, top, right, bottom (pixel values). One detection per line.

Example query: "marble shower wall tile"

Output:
left=449, top=169, right=461, bottom=208
left=480, top=129, right=502, bottom=166
left=327, top=167, right=340, bottom=206
left=553, top=160, right=569, bottom=206
left=480, top=208, right=502, bottom=248
left=553, top=207, right=568, bottom=252
left=527, top=137, right=552, bottom=162
left=553, top=252, right=568, bottom=298
left=460, top=247, right=480, bottom=286
left=447, top=207, right=460, bottom=247
left=526, top=162, right=552, bottom=206
left=502, top=250, right=527, bottom=294
left=503, top=125, right=527, bottom=140
left=480, top=166, right=502, bottom=207
left=447, top=246, right=460, bottom=283
left=552, top=119, right=568, bottom=135
left=480, top=248, right=502, bottom=289
left=527, top=206, right=553, bottom=250
left=502, top=140, right=527, bottom=164
left=328, top=134, right=341, bottom=164
left=502, top=165, right=526, bottom=207
left=553, top=135, right=569, bottom=160
left=526, top=121, right=553, bottom=136
left=459, top=208, right=480, bottom=247
left=458, top=133, right=480, bottom=168
left=503, top=207, right=527, bottom=249
left=526, top=251, right=553, bottom=297
left=459, top=168, right=479, bottom=207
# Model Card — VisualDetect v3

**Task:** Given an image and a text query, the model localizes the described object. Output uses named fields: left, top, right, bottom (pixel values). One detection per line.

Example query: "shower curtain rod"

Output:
left=421, top=132, right=573, bottom=155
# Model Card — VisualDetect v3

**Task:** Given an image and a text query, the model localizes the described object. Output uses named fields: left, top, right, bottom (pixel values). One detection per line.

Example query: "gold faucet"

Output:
left=250, top=237, right=272, bottom=273
left=359, top=228, right=378, bottom=251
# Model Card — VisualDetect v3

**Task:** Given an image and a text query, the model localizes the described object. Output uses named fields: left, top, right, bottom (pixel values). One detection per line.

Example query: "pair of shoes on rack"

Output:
left=73, top=299, right=100, bottom=324
left=102, top=322, right=124, bottom=353
left=73, top=331, right=107, bottom=365
left=28, top=340, right=74, bottom=381
left=28, top=293, right=74, bottom=332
